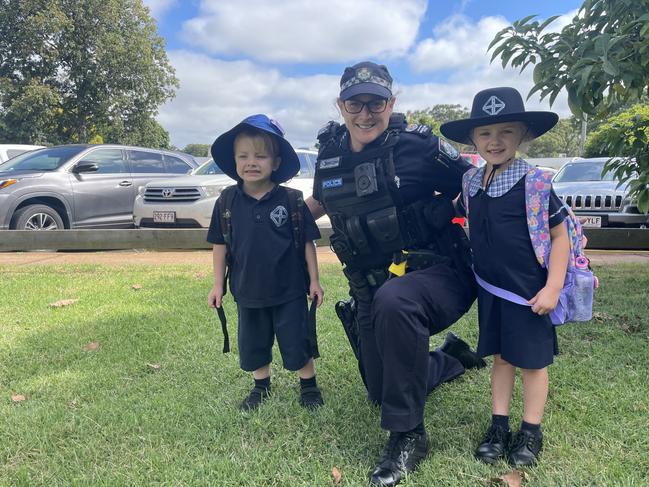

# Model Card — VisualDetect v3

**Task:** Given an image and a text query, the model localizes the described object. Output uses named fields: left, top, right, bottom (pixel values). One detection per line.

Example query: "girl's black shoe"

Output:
left=508, top=429, right=543, bottom=467
left=475, top=424, right=511, bottom=464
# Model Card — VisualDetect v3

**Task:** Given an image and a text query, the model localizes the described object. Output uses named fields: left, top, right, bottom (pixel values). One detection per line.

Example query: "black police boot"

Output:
left=475, top=424, right=511, bottom=464
left=508, top=429, right=543, bottom=467
left=439, top=332, right=486, bottom=369
left=369, top=431, right=430, bottom=486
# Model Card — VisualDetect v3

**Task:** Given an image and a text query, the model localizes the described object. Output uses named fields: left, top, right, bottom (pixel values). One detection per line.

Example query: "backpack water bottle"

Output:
left=569, top=256, right=595, bottom=322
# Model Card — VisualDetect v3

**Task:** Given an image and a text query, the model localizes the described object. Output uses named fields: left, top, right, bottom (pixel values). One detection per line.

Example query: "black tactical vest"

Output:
left=315, top=115, right=412, bottom=270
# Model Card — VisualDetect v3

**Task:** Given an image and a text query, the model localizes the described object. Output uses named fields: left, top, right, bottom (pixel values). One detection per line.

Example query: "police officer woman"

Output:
left=305, top=62, right=484, bottom=486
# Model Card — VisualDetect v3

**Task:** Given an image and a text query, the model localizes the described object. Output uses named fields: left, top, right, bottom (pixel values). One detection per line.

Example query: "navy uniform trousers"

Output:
left=355, top=263, right=476, bottom=432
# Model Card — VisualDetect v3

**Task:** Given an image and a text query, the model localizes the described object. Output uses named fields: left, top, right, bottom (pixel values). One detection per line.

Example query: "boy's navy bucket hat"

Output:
left=440, top=87, right=558, bottom=145
left=210, top=114, right=300, bottom=184
left=339, top=61, right=393, bottom=101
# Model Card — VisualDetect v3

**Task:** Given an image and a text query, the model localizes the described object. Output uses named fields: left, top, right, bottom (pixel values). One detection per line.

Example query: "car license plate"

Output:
left=580, top=216, right=601, bottom=228
left=153, top=211, right=176, bottom=223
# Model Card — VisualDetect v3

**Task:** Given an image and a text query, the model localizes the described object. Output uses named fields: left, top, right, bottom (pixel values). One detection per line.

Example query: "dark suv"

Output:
left=0, top=144, right=197, bottom=230
left=553, top=158, right=648, bottom=228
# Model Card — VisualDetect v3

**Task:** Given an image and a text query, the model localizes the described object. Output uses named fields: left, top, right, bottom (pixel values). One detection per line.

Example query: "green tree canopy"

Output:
left=0, top=0, right=178, bottom=148
left=406, top=104, right=471, bottom=150
left=489, top=0, right=649, bottom=211
left=525, top=117, right=581, bottom=158
left=182, top=144, right=211, bottom=157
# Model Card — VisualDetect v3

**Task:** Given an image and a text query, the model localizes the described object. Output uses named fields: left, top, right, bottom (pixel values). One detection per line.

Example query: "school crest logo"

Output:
left=483, top=96, right=506, bottom=116
left=270, top=205, right=288, bottom=227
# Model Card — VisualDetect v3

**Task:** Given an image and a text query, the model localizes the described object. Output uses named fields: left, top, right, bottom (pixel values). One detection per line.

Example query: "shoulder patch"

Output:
left=404, top=123, right=431, bottom=137
left=439, top=138, right=460, bottom=160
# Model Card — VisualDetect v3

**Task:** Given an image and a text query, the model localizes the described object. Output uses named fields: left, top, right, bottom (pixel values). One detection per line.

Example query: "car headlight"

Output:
left=202, top=185, right=223, bottom=198
left=0, top=179, right=18, bottom=190
left=137, top=185, right=146, bottom=196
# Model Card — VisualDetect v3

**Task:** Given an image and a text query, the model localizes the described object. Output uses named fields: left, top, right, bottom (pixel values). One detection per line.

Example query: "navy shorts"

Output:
left=237, top=296, right=311, bottom=372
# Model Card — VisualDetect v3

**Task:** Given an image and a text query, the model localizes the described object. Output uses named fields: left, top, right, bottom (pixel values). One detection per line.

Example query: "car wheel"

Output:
left=12, top=204, right=65, bottom=230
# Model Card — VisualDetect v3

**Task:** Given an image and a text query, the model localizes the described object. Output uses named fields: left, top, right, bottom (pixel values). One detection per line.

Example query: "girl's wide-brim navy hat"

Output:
left=210, top=114, right=300, bottom=184
left=440, top=87, right=559, bottom=145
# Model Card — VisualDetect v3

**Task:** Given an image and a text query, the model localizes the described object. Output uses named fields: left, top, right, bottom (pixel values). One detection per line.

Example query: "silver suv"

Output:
left=0, top=144, right=197, bottom=230
left=553, top=157, right=648, bottom=228
left=133, top=149, right=328, bottom=229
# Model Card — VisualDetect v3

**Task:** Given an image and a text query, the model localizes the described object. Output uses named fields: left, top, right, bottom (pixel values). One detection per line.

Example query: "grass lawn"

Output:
left=1, top=261, right=648, bottom=486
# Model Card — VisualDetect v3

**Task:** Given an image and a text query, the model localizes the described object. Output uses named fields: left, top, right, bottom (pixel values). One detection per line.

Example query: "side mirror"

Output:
left=73, top=161, right=99, bottom=173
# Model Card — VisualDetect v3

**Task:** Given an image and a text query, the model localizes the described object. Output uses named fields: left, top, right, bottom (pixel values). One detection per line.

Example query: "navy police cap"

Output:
left=210, top=114, right=300, bottom=184
left=339, top=61, right=393, bottom=101
left=440, top=87, right=558, bottom=145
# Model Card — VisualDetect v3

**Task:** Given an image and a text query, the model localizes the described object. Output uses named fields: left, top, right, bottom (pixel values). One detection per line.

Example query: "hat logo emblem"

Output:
left=483, top=96, right=506, bottom=116
left=356, top=68, right=371, bottom=81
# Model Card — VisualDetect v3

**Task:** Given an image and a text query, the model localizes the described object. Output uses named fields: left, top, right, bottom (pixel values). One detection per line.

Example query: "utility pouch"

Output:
left=366, top=206, right=404, bottom=254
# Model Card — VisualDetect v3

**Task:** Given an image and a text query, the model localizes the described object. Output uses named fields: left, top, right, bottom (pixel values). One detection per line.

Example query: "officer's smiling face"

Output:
left=337, top=94, right=395, bottom=152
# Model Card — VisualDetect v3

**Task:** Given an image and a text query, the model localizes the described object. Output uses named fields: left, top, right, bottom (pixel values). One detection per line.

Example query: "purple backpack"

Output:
left=462, top=165, right=596, bottom=325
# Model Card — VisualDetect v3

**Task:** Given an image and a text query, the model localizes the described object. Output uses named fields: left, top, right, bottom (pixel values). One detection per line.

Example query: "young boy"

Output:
left=207, top=114, right=325, bottom=411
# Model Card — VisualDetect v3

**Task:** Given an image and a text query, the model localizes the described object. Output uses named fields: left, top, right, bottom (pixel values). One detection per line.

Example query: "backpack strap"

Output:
left=524, top=168, right=553, bottom=268
left=461, top=166, right=479, bottom=218
left=217, top=184, right=238, bottom=272
left=284, top=186, right=305, bottom=255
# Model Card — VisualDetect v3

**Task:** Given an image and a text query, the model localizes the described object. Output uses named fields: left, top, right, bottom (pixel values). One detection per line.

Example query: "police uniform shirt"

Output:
left=207, top=184, right=320, bottom=308
left=313, top=122, right=472, bottom=206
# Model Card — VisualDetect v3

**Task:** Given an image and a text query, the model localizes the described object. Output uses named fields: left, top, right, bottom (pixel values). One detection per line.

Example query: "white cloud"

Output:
left=158, top=51, right=342, bottom=149
left=180, top=0, right=427, bottom=63
left=409, top=11, right=578, bottom=73
left=409, top=15, right=510, bottom=72
left=142, top=0, right=177, bottom=19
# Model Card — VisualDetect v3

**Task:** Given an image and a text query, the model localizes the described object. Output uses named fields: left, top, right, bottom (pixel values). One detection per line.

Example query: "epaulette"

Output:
left=403, top=122, right=432, bottom=138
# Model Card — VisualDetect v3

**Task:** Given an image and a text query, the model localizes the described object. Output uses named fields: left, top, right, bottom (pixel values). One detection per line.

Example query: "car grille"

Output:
left=144, top=187, right=201, bottom=202
left=558, top=194, right=623, bottom=211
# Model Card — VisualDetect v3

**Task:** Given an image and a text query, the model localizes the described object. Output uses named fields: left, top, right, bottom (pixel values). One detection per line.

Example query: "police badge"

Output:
left=439, top=138, right=460, bottom=160
left=356, top=67, right=371, bottom=81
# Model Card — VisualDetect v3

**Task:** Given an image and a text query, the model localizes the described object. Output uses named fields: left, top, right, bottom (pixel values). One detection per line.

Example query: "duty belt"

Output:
left=388, top=249, right=451, bottom=277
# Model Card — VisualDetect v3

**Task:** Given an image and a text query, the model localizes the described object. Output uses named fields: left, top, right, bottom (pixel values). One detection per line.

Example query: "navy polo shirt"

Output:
left=313, top=127, right=472, bottom=205
left=207, top=184, right=320, bottom=308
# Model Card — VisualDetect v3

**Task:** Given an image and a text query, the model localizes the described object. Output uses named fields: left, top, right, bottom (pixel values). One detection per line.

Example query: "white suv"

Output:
left=0, top=144, right=45, bottom=163
left=133, top=149, right=330, bottom=229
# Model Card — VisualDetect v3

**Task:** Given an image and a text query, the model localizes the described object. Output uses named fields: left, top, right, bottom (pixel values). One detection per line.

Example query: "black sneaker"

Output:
left=369, top=431, right=430, bottom=486
left=475, top=424, right=511, bottom=464
left=508, top=429, right=543, bottom=467
left=439, top=332, right=486, bottom=369
left=299, top=385, right=324, bottom=409
left=239, top=385, right=270, bottom=411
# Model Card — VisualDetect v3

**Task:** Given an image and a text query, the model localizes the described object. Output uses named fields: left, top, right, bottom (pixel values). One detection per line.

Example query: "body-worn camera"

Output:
left=354, top=162, right=378, bottom=197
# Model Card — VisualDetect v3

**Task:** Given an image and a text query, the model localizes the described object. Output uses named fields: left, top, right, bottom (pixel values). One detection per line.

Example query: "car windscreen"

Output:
left=553, top=161, right=616, bottom=183
left=193, top=159, right=225, bottom=175
left=0, top=146, right=87, bottom=173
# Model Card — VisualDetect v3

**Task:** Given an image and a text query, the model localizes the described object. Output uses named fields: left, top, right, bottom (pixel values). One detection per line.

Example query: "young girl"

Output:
left=440, top=87, right=570, bottom=467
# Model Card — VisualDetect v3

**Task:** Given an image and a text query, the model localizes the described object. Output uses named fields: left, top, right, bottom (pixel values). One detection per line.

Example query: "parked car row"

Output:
left=1, top=144, right=646, bottom=231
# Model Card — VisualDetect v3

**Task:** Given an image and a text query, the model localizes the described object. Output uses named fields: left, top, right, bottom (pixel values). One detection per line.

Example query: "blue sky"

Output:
left=143, top=0, right=584, bottom=149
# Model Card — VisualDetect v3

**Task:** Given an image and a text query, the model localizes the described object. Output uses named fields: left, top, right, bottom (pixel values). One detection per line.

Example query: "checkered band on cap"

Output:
left=341, top=67, right=392, bottom=91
